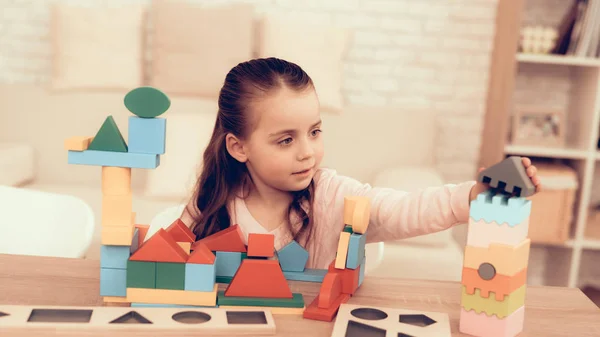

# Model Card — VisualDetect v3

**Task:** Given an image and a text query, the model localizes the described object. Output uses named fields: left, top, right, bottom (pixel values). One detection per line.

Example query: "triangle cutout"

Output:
left=191, top=224, right=246, bottom=252
left=109, top=311, right=152, bottom=324
left=88, top=115, right=128, bottom=152
left=166, top=219, right=195, bottom=243
left=0, top=311, right=9, bottom=318
left=225, top=259, right=292, bottom=298
left=130, top=228, right=188, bottom=263
left=187, top=242, right=216, bottom=264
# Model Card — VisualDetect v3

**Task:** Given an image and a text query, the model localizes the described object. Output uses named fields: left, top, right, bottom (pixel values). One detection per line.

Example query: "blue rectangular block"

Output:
left=185, top=260, right=216, bottom=292
left=68, top=150, right=159, bottom=169
left=346, top=233, right=366, bottom=269
left=131, top=303, right=217, bottom=308
left=283, top=268, right=327, bottom=283
left=358, top=256, right=366, bottom=286
left=215, top=252, right=242, bottom=277
left=100, top=268, right=127, bottom=297
left=128, top=116, right=166, bottom=154
left=100, top=245, right=130, bottom=269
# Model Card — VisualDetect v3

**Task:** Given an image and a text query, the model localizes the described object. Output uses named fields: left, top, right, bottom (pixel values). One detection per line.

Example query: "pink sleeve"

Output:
left=313, top=168, right=475, bottom=243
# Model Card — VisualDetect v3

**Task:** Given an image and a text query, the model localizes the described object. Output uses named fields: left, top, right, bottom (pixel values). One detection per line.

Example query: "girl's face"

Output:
left=230, top=86, right=324, bottom=193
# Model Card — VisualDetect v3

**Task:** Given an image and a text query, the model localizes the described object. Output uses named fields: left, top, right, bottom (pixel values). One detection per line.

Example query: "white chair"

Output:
left=0, top=185, right=95, bottom=258
left=149, top=205, right=385, bottom=275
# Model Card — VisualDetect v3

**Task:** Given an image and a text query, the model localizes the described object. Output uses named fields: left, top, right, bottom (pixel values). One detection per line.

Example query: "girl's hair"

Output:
left=188, top=57, right=316, bottom=246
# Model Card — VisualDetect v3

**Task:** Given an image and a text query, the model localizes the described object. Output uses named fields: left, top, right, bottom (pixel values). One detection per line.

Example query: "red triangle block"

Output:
left=130, top=228, right=188, bottom=263
left=191, top=224, right=246, bottom=252
left=224, top=259, right=292, bottom=298
left=166, top=219, right=195, bottom=243
left=187, top=242, right=215, bottom=264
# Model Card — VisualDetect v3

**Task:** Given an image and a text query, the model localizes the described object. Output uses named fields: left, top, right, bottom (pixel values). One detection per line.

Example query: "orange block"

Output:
left=303, top=293, right=350, bottom=322
left=101, top=166, right=131, bottom=195
left=328, top=260, right=359, bottom=295
left=247, top=233, right=275, bottom=258
left=134, top=224, right=150, bottom=247
left=334, top=232, right=350, bottom=269
left=166, top=219, right=195, bottom=243
left=318, top=272, right=342, bottom=309
left=101, top=226, right=134, bottom=246
left=187, top=242, right=216, bottom=264
left=64, top=136, right=93, bottom=151
left=192, top=224, right=246, bottom=252
left=177, top=242, right=191, bottom=254
left=101, top=194, right=132, bottom=227
left=130, top=228, right=188, bottom=263
left=224, top=259, right=292, bottom=298
left=462, top=267, right=528, bottom=301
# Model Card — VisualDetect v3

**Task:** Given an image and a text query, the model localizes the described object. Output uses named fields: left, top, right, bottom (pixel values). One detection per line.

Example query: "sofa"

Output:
left=0, top=84, right=466, bottom=282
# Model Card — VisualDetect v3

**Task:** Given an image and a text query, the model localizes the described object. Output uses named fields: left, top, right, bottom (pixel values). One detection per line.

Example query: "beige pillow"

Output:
left=256, top=14, right=350, bottom=114
left=150, top=1, right=254, bottom=97
left=50, top=3, right=144, bottom=90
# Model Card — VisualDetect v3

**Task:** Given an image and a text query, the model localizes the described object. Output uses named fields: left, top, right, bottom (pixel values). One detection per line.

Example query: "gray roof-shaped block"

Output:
left=477, top=156, right=535, bottom=197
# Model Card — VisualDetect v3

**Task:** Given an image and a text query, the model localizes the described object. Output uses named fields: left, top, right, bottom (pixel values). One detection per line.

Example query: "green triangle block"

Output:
left=88, top=116, right=128, bottom=152
left=124, top=86, right=171, bottom=118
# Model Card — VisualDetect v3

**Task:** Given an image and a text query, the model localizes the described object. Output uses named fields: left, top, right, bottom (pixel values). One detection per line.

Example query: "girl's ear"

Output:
left=225, top=133, right=248, bottom=163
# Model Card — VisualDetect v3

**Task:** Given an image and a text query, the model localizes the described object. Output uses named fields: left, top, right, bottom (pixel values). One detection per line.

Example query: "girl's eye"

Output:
left=279, top=138, right=293, bottom=146
left=311, top=129, right=322, bottom=137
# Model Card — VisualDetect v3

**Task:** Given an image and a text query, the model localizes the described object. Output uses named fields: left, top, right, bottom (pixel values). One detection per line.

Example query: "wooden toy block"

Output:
left=88, top=115, right=128, bottom=152
left=342, top=225, right=353, bottom=233
left=126, top=284, right=218, bottom=306
left=185, top=261, right=216, bottom=292
left=129, top=228, right=188, bottom=263
left=275, top=240, right=309, bottom=272
left=478, top=156, right=535, bottom=197
left=344, top=196, right=371, bottom=234
left=135, top=224, right=150, bottom=247
left=219, top=305, right=304, bottom=315
left=128, top=116, right=167, bottom=155
left=102, top=296, right=129, bottom=303
left=0, top=304, right=275, bottom=335
left=462, top=266, right=528, bottom=301
left=328, top=260, right=360, bottom=295
left=467, top=216, right=529, bottom=248
left=302, top=293, right=350, bottom=322
left=460, top=306, right=525, bottom=337
left=101, top=166, right=131, bottom=196
left=335, top=232, right=351, bottom=269
left=247, top=233, right=275, bottom=258
left=100, top=268, right=127, bottom=297
left=101, top=193, right=132, bottom=228
left=192, top=224, right=247, bottom=252
left=177, top=242, right=191, bottom=254
left=461, top=284, right=526, bottom=319
left=217, top=291, right=304, bottom=308
left=100, top=245, right=130, bottom=269
left=166, top=218, right=195, bottom=243
left=64, top=136, right=93, bottom=151
left=283, top=268, right=327, bottom=282
left=101, top=226, right=134, bottom=246
left=124, top=86, right=171, bottom=118
left=225, top=259, right=293, bottom=298
left=126, top=260, right=156, bottom=289
left=463, top=239, right=531, bottom=277
left=332, top=303, right=452, bottom=337
left=346, top=232, right=366, bottom=269
left=215, top=251, right=243, bottom=277
left=131, top=303, right=214, bottom=308
left=216, top=275, right=233, bottom=283
left=318, top=273, right=342, bottom=309
left=155, top=262, right=185, bottom=290
left=470, top=190, right=531, bottom=227
left=68, top=150, right=160, bottom=169
left=188, top=242, right=216, bottom=264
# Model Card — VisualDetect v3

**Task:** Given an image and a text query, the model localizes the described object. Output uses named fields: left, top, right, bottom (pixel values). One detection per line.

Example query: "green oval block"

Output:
left=124, top=86, right=171, bottom=118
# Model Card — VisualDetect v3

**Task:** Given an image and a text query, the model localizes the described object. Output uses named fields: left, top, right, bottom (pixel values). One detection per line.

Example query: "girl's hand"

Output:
left=469, top=157, right=542, bottom=202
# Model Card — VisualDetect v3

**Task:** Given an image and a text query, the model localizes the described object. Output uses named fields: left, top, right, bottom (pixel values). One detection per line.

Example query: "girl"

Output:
left=179, top=57, right=541, bottom=269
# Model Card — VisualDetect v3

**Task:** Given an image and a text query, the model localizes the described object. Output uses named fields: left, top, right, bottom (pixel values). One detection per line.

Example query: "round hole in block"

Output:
left=478, top=262, right=496, bottom=280
left=350, top=308, right=388, bottom=320
left=171, top=311, right=211, bottom=324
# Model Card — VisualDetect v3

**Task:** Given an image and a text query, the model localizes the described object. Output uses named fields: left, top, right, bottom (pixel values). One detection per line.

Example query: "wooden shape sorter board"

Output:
left=331, top=303, right=451, bottom=337
left=0, top=305, right=276, bottom=336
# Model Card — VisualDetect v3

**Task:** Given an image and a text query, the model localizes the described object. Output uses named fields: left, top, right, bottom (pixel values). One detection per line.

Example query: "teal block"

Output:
left=215, top=252, right=242, bottom=277
left=346, top=233, right=366, bottom=269
left=128, top=116, right=166, bottom=155
left=100, top=268, right=127, bottom=296
left=100, top=245, right=130, bottom=269
left=283, top=268, right=327, bottom=282
left=68, top=150, right=159, bottom=169
left=131, top=303, right=216, bottom=308
left=276, top=240, right=308, bottom=272
left=358, top=256, right=366, bottom=286
left=469, top=190, right=531, bottom=227
left=185, top=261, right=216, bottom=292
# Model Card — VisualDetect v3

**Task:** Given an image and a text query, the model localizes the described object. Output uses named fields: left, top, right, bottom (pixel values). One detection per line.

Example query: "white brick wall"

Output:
left=0, top=0, right=500, bottom=182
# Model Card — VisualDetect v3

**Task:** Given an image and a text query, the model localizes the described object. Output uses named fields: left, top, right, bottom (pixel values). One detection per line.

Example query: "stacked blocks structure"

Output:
left=459, top=156, right=533, bottom=337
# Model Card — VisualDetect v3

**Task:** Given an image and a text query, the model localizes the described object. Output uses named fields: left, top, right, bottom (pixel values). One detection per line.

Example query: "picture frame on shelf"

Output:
left=511, top=107, right=565, bottom=147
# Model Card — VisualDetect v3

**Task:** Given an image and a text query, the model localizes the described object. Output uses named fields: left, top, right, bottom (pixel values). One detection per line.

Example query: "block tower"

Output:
left=459, top=156, right=535, bottom=337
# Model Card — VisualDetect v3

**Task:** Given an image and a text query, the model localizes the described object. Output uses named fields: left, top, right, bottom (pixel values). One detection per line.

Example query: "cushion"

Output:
left=256, top=13, right=350, bottom=114
left=144, top=99, right=218, bottom=200
left=50, top=3, right=144, bottom=90
left=150, top=1, right=254, bottom=97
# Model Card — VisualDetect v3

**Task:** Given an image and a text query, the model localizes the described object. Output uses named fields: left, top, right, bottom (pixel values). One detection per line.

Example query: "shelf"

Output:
left=504, top=144, right=589, bottom=159
left=517, top=53, right=600, bottom=67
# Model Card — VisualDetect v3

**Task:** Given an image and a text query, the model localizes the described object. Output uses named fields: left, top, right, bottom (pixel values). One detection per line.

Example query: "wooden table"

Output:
left=1, top=254, right=599, bottom=336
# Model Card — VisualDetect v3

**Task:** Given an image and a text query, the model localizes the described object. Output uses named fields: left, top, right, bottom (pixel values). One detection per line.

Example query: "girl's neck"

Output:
left=245, top=180, right=293, bottom=210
